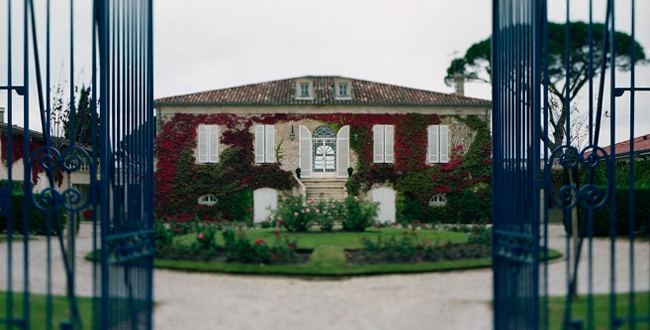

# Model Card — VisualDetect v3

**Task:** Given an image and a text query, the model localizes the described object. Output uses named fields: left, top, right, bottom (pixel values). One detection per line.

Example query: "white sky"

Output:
left=1, top=0, right=649, bottom=146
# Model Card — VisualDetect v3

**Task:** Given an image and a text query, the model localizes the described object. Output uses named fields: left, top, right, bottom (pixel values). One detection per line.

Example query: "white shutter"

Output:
left=440, top=125, right=449, bottom=163
left=265, top=125, right=275, bottom=163
left=384, top=125, right=394, bottom=163
left=373, top=125, right=384, bottom=163
left=255, top=125, right=265, bottom=163
left=299, top=125, right=312, bottom=178
left=428, top=125, right=439, bottom=163
left=209, top=125, right=219, bottom=163
left=337, top=126, right=350, bottom=178
left=198, top=125, right=208, bottom=163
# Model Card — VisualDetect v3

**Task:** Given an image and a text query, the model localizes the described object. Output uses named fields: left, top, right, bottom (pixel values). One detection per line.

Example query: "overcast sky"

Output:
left=1, top=0, right=649, bottom=145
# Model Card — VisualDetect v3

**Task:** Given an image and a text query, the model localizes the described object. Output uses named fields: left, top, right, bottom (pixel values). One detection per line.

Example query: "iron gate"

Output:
left=1, top=1, right=154, bottom=329
left=493, top=0, right=648, bottom=329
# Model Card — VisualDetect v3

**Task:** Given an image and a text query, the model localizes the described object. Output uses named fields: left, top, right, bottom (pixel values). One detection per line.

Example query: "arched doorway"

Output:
left=312, top=125, right=337, bottom=178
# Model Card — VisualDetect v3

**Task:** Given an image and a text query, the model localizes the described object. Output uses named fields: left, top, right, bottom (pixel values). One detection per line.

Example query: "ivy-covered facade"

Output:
left=154, top=76, right=492, bottom=224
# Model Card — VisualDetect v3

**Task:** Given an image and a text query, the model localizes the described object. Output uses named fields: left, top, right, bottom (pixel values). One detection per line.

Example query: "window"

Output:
left=198, top=125, right=219, bottom=163
left=198, top=194, right=217, bottom=206
left=338, top=83, right=348, bottom=97
left=428, top=194, right=447, bottom=206
left=255, top=125, right=276, bottom=163
left=295, top=80, right=313, bottom=100
left=373, top=125, right=394, bottom=163
left=300, top=83, right=310, bottom=97
left=334, top=80, right=352, bottom=100
left=428, top=125, right=449, bottom=163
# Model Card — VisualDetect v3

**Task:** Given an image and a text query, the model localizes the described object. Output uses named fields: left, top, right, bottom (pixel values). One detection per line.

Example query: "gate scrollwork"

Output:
left=28, top=145, right=94, bottom=212
left=547, top=144, right=610, bottom=211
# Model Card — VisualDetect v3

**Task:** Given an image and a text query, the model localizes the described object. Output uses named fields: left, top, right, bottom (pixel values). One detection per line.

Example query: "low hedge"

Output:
left=0, top=193, right=67, bottom=235
left=591, top=187, right=649, bottom=236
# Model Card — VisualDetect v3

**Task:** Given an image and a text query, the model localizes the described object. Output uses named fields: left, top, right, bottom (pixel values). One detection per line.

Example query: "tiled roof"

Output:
left=154, top=76, right=491, bottom=107
left=599, top=133, right=650, bottom=157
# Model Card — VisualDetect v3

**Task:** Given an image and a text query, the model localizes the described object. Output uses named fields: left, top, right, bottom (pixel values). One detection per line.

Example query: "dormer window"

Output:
left=300, top=83, right=310, bottom=97
left=295, top=79, right=313, bottom=100
left=338, top=83, right=348, bottom=97
left=334, top=79, right=352, bottom=100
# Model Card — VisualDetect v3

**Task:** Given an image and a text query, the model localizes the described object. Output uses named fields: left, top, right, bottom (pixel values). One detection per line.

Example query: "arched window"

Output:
left=428, top=193, right=447, bottom=206
left=198, top=194, right=218, bottom=206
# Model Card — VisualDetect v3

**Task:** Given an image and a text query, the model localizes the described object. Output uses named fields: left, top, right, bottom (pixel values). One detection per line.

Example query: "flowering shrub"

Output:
left=155, top=220, right=221, bottom=261
left=339, top=196, right=379, bottom=232
left=272, top=195, right=317, bottom=232
left=222, top=229, right=298, bottom=263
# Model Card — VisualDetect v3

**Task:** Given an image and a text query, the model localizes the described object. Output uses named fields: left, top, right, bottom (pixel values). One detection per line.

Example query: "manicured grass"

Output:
left=547, top=291, right=649, bottom=330
left=154, top=228, right=562, bottom=276
left=0, top=292, right=92, bottom=329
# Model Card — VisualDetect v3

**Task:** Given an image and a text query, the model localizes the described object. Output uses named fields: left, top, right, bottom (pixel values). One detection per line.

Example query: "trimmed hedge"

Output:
left=0, top=193, right=67, bottom=235
left=591, top=187, right=649, bottom=236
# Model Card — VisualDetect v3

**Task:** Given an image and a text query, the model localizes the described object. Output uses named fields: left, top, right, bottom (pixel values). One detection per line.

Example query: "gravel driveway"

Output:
left=1, top=222, right=648, bottom=329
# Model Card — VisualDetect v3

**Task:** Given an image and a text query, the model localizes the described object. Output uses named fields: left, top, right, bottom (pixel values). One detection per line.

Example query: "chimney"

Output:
left=454, top=73, right=465, bottom=97
left=0, top=107, right=4, bottom=123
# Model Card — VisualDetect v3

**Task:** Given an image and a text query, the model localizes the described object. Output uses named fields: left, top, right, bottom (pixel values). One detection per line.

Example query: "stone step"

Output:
left=303, top=179, right=347, bottom=202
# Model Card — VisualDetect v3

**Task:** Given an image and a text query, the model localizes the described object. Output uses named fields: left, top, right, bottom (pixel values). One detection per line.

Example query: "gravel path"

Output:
left=1, top=222, right=648, bottom=329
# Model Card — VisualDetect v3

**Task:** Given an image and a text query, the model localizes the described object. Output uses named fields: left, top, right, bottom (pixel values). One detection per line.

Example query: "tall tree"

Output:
left=50, top=84, right=99, bottom=150
left=445, top=21, right=647, bottom=151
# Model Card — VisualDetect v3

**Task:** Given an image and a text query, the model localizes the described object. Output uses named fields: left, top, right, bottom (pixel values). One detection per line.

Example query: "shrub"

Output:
left=591, top=186, right=649, bottom=236
left=457, top=190, right=487, bottom=224
left=222, top=228, right=297, bottom=263
left=0, top=193, right=66, bottom=235
left=340, top=196, right=379, bottom=232
left=154, top=221, right=174, bottom=250
left=272, top=195, right=317, bottom=232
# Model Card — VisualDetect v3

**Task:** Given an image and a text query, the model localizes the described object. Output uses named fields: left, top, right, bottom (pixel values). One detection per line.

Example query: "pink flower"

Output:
left=305, top=208, right=310, bottom=213
left=322, top=211, right=327, bottom=215
left=197, top=233, right=204, bottom=240
left=315, top=209, right=320, bottom=213
left=255, top=239, right=264, bottom=245
left=294, top=203, right=298, bottom=206
left=294, top=212, right=299, bottom=216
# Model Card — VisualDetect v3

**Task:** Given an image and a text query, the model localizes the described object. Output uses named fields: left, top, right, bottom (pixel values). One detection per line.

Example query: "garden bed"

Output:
left=345, top=242, right=491, bottom=266
left=155, top=248, right=313, bottom=266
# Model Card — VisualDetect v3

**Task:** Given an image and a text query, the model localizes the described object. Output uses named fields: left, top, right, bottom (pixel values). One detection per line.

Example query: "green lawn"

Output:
left=547, top=291, right=650, bottom=330
left=0, top=292, right=92, bottom=330
left=156, top=228, right=561, bottom=276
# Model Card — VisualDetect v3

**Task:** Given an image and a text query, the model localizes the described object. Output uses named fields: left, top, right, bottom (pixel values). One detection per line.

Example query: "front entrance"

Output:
left=312, top=126, right=337, bottom=178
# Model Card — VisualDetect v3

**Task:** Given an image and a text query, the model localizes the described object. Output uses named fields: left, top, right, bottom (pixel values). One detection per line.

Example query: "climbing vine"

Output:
left=1, top=132, right=64, bottom=186
left=154, top=112, right=492, bottom=224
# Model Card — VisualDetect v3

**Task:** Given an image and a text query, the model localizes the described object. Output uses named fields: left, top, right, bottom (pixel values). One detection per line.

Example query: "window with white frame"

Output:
left=296, top=80, right=313, bottom=100
left=428, top=125, right=449, bottom=163
left=198, top=125, right=219, bottom=163
left=255, top=125, right=276, bottom=163
left=428, top=193, right=447, bottom=206
left=338, top=83, right=348, bottom=97
left=198, top=194, right=218, bottom=206
left=300, top=83, right=310, bottom=97
left=334, top=80, right=352, bottom=100
left=373, top=125, right=394, bottom=163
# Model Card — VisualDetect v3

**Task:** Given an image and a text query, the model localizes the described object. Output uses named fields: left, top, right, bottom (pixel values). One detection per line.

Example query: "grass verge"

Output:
left=547, top=291, right=649, bottom=330
left=0, top=292, right=92, bottom=329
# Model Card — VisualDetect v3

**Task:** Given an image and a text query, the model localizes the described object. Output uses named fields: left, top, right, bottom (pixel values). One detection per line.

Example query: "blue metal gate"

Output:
left=493, top=0, right=648, bottom=329
left=1, top=1, right=154, bottom=329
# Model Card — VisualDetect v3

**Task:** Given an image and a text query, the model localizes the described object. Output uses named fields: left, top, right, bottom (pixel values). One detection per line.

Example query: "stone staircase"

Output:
left=301, top=178, right=347, bottom=202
